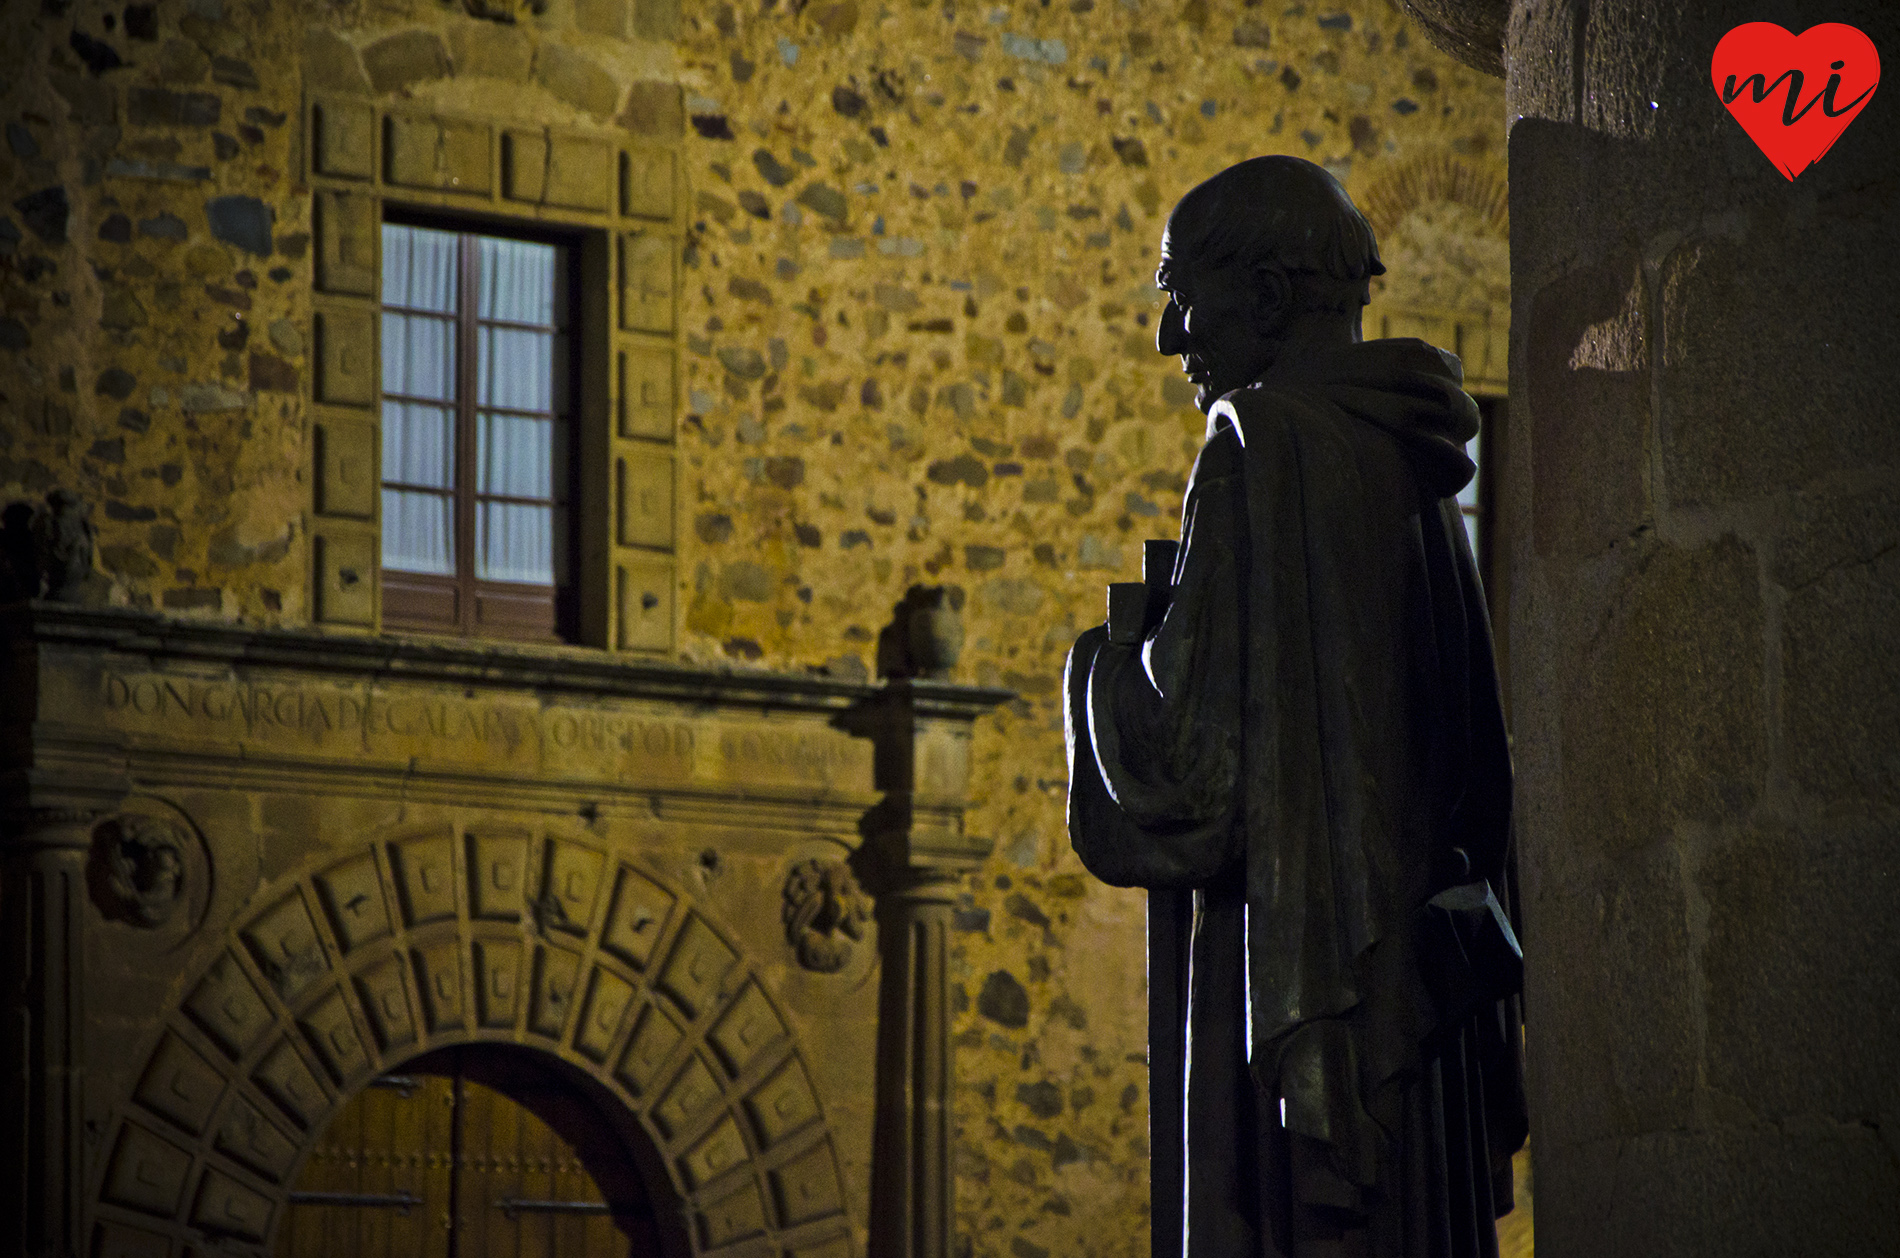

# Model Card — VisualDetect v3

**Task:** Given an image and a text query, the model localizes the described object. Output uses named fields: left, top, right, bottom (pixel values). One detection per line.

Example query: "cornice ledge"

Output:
left=874, top=676, right=1017, bottom=724
left=4, top=602, right=887, bottom=715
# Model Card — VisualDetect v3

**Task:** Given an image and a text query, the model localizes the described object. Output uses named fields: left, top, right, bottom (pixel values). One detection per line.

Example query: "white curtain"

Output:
left=380, top=224, right=461, bottom=576
left=478, top=236, right=555, bottom=324
left=477, top=503, right=555, bottom=585
left=383, top=224, right=458, bottom=312
left=477, top=412, right=552, bottom=499
left=380, top=488, right=453, bottom=575
left=475, top=236, right=559, bottom=586
left=477, top=326, right=554, bottom=412
left=381, top=313, right=454, bottom=401
left=378, top=227, right=566, bottom=587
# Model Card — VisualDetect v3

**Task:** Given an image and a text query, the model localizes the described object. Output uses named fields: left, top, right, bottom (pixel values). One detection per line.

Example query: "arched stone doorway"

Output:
left=89, top=828, right=853, bottom=1258
left=280, top=1044, right=670, bottom=1256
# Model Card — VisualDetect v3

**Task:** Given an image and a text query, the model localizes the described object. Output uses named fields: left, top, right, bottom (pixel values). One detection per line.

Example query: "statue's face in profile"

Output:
left=1154, top=246, right=1283, bottom=414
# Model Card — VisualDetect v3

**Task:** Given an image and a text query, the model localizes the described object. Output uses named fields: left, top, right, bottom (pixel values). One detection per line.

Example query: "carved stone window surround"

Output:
left=305, top=96, right=680, bottom=654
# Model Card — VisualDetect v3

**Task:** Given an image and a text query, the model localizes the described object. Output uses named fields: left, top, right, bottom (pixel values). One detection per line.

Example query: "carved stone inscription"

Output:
left=82, top=667, right=871, bottom=792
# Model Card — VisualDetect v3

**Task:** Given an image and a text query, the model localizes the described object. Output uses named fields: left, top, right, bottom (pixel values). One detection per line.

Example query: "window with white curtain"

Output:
left=379, top=221, right=573, bottom=641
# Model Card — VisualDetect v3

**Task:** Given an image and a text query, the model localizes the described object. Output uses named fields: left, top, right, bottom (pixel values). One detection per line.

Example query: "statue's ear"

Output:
left=1249, top=263, right=1294, bottom=331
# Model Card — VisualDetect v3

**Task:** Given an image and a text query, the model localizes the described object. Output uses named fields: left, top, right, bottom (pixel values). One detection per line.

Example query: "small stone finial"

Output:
left=782, top=858, right=872, bottom=973
left=876, top=584, right=966, bottom=680
left=32, top=489, right=106, bottom=604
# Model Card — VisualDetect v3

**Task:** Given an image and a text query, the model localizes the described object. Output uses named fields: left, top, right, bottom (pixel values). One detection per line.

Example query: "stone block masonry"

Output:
left=1503, top=1, right=1900, bottom=1253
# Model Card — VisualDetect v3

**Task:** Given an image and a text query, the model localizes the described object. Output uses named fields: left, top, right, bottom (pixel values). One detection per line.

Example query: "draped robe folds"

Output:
left=1065, top=338, right=1528, bottom=1258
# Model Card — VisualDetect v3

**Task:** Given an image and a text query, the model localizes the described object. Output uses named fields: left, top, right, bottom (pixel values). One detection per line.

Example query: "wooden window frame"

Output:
left=379, top=208, right=584, bottom=644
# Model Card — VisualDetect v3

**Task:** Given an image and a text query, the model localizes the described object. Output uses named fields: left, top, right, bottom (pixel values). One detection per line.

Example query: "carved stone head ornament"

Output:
left=96, top=814, right=188, bottom=927
left=782, top=858, right=872, bottom=973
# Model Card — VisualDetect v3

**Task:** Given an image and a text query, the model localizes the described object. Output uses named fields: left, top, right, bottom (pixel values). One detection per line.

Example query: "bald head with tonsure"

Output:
left=1156, top=156, right=1386, bottom=412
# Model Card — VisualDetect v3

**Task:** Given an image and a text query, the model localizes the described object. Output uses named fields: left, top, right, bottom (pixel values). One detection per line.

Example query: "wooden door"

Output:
left=278, top=1049, right=656, bottom=1257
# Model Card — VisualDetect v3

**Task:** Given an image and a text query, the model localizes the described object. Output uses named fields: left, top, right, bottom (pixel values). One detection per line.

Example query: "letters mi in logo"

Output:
left=1713, top=23, right=1880, bottom=179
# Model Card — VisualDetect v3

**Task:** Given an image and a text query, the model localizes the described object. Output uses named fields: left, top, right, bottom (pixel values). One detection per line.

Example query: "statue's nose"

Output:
left=1157, top=299, right=1188, bottom=356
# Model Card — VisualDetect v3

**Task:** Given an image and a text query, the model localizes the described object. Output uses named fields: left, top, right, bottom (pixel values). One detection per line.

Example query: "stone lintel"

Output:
left=3, top=602, right=882, bottom=714
left=0, top=604, right=912, bottom=824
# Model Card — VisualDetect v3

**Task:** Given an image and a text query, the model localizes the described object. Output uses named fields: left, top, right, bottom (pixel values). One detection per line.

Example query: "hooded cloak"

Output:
left=1067, top=337, right=1527, bottom=1258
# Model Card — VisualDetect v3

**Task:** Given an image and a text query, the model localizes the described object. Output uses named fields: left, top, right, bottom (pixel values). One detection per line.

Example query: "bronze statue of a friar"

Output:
left=1065, top=156, right=1528, bottom=1258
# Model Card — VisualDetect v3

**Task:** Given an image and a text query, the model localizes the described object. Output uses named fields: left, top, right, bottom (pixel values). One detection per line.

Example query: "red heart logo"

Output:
left=1712, top=23, right=1880, bottom=180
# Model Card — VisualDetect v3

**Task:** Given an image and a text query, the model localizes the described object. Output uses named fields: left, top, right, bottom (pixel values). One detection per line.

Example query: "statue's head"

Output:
left=1156, top=156, right=1385, bottom=412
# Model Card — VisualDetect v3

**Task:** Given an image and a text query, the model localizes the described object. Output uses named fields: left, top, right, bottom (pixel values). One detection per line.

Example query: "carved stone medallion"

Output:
left=781, top=859, right=871, bottom=974
left=91, top=813, right=190, bottom=927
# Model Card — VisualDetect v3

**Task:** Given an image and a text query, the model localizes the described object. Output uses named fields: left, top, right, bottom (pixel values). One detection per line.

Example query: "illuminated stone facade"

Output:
left=0, top=1, right=1511, bottom=1255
